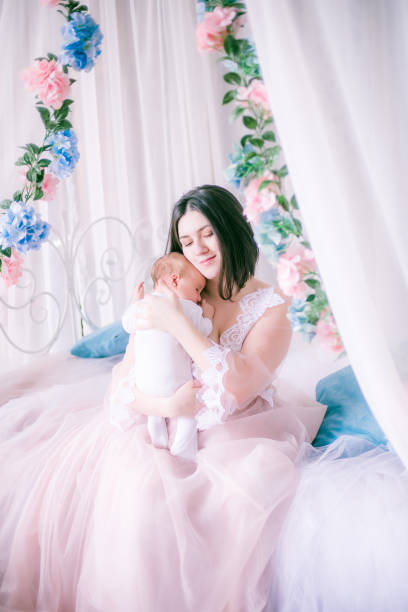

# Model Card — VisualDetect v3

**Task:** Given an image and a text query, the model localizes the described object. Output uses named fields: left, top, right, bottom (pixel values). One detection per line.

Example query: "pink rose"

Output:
left=196, top=7, right=238, bottom=53
left=316, top=311, right=343, bottom=353
left=276, top=243, right=315, bottom=298
left=243, top=172, right=278, bottom=224
left=42, top=173, right=59, bottom=201
left=23, top=59, right=70, bottom=109
left=40, top=0, right=60, bottom=5
left=237, top=79, right=271, bottom=116
left=1, top=249, right=24, bottom=288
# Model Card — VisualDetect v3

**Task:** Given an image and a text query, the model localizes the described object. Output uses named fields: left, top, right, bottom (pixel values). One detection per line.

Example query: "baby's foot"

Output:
left=148, top=417, right=169, bottom=449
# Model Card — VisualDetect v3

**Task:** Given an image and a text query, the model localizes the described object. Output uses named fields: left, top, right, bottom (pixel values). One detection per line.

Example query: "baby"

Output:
left=122, top=252, right=214, bottom=461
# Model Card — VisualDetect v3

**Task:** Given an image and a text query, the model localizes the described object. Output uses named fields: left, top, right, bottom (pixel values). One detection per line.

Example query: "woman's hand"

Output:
left=136, top=280, right=183, bottom=333
left=168, top=380, right=203, bottom=418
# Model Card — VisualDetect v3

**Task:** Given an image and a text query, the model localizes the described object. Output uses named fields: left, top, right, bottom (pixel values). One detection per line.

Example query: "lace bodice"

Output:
left=195, top=287, right=284, bottom=430
left=110, top=286, right=284, bottom=433
left=219, top=287, right=284, bottom=351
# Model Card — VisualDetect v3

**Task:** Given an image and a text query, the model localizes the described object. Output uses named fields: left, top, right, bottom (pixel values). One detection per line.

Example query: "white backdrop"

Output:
left=247, top=0, right=408, bottom=465
left=0, top=0, right=242, bottom=368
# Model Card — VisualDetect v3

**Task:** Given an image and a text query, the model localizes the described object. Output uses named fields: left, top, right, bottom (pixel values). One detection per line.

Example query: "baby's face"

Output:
left=175, top=267, right=206, bottom=303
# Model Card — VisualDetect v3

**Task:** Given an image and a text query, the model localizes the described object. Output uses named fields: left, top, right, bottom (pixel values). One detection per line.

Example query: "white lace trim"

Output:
left=195, top=287, right=281, bottom=429
left=195, top=343, right=234, bottom=431
left=109, top=368, right=138, bottom=431
left=220, top=287, right=284, bottom=352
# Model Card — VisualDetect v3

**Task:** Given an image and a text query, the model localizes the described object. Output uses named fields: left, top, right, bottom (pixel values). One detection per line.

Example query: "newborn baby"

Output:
left=122, top=252, right=214, bottom=460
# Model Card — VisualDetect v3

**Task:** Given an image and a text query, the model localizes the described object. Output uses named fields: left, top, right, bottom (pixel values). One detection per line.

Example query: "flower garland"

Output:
left=0, top=0, right=103, bottom=289
left=196, top=0, right=343, bottom=353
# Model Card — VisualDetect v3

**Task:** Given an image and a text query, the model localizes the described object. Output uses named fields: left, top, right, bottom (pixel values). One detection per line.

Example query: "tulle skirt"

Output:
left=0, top=354, right=407, bottom=611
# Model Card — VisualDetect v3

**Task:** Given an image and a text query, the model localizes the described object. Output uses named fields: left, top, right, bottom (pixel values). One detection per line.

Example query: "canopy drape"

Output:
left=246, top=0, right=408, bottom=466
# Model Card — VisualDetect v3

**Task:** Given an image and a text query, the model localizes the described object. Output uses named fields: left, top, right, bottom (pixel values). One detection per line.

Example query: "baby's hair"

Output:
left=151, top=252, right=190, bottom=286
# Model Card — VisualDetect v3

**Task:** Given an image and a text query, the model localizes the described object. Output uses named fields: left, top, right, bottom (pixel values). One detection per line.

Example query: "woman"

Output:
left=0, top=184, right=324, bottom=611
left=2, top=185, right=406, bottom=611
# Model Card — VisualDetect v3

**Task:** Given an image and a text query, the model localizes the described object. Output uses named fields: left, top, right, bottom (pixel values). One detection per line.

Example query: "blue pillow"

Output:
left=70, top=320, right=129, bottom=358
left=313, top=365, right=388, bottom=447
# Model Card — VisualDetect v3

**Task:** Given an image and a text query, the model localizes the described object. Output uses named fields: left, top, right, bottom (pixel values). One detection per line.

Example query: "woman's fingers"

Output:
left=171, top=380, right=203, bottom=417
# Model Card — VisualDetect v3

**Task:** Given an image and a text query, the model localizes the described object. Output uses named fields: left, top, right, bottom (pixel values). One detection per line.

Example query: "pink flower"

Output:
left=41, top=173, right=59, bottom=201
left=237, top=79, right=271, bottom=116
left=244, top=172, right=278, bottom=224
left=196, top=7, right=238, bottom=53
left=22, top=59, right=70, bottom=109
left=276, top=243, right=315, bottom=298
left=1, top=249, right=24, bottom=288
left=40, top=0, right=60, bottom=5
left=316, top=311, right=343, bottom=353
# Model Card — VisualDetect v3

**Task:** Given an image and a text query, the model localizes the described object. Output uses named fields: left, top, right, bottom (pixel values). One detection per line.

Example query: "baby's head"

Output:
left=151, top=253, right=206, bottom=304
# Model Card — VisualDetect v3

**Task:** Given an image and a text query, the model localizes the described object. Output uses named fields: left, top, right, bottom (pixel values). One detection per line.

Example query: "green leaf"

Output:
left=0, top=199, right=12, bottom=209
left=47, top=53, right=58, bottom=62
left=26, top=168, right=37, bottom=182
left=222, top=90, right=236, bottom=105
left=34, top=186, right=44, bottom=201
left=0, top=247, right=11, bottom=258
left=15, top=157, right=27, bottom=167
left=249, top=137, right=264, bottom=148
left=231, top=106, right=245, bottom=121
left=304, top=278, right=320, bottom=289
left=223, top=35, right=240, bottom=57
left=275, top=164, right=288, bottom=178
left=290, top=194, right=298, bottom=209
left=23, top=152, right=32, bottom=165
left=276, top=194, right=289, bottom=211
left=293, top=219, right=302, bottom=235
left=26, top=143, right=40, bottom=156
left=240, top=134, right=252, bottom=147
left=37, top=159, right=51, bottom=168
left=36, top=106, right=50, bottom=128
left=306, top=294, right=316, bottom=302
left=69, top=78, right=76, bottom=85
left=262, top=131, right=275, bottom=142
left=13, top=191, right=23, bottom=202
left=223, top=72, right=241, bottom=86
left=258, top=179, right=273, bottom=191
left=242, top=115, right=257, bottom=129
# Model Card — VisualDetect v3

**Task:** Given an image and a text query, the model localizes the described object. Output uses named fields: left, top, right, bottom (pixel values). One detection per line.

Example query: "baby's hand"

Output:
left=201, top=298, right=215, bottom=320
left=132, top=281, right=144, bottom=302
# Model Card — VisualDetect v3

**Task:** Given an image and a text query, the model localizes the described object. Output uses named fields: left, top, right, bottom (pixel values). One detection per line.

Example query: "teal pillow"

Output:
left=70, top=321, right=129, bottom=358
left=313, top=366, right=388, bottom=447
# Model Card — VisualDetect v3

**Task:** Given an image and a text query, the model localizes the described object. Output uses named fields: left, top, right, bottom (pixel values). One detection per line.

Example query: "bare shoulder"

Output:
left=240, top=277, right=289, bottom=304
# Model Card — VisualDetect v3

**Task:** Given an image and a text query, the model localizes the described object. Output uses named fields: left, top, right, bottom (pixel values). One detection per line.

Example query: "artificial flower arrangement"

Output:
left=0, top=0, right=102, bottom=289
left=196, top=0, right=343, bottom=353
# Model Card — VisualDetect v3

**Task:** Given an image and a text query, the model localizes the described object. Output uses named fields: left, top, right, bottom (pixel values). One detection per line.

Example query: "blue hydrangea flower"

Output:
left=0, top=202, right=50, bottom=253
left=196, top=0, right=206, bottom=23
left=255, top=208, right=287, bottom=263
left=59, top=12, right=103, bottom=72
left=47, top=129, right=80, bottom=179
left=287, top=298, right=316, bottom=340
left=224, top=143, right=255, bottom=190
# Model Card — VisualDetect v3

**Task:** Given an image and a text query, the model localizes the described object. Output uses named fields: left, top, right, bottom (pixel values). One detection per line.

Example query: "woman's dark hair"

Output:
left=167, top=185, right=259, bottom=300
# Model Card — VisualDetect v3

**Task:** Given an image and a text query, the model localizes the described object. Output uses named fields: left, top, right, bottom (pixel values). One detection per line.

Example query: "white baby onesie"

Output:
left=122, top=294, right=212, bottom=460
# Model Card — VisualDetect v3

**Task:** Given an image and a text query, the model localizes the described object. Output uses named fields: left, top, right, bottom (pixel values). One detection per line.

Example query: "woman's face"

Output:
left=177, top=210, right=221, bottom=279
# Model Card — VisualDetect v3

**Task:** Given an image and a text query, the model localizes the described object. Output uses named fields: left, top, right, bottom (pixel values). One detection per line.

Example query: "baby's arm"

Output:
left=122, top=282, right=146, bottom=333
left=180, top=300, right=213, bottom=337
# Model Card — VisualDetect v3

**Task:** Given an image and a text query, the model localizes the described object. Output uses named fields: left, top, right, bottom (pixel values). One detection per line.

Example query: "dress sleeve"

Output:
left=195, top=344, right=274, bottom=430
left=107, top=335, right=144, bottom=431
left=121, top=303, right=140, bottom=334
left=195, top=290, right=290, bottom=431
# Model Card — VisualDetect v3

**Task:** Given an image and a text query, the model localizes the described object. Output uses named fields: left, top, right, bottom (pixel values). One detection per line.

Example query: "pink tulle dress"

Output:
left=1, top=286, right=407, bottom=611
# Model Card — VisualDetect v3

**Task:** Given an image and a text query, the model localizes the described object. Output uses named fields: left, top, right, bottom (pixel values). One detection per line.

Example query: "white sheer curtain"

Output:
left=246, top=0, right=408, bottom=465
left=0, top=0, right=240, bottom=370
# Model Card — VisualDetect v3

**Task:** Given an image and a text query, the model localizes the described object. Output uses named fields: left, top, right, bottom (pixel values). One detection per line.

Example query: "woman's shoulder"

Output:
left=238, top=278, right=288, bottom=304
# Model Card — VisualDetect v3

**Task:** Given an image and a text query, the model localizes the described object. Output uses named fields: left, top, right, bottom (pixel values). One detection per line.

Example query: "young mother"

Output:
left=0, top=185, right=325, bottom=611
